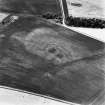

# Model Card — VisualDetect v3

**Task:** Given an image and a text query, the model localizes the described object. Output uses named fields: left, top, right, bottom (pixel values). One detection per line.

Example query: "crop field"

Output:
left=66, top=0, right=105, bottom=19
left=0, top=0, right=61, bottom=16
left=0, top=1, right=104, bottom=105
left=0, top=15, right=104, bottom=104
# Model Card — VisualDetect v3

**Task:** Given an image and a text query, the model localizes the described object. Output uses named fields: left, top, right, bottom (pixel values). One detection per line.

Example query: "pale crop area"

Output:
left=66, top=0, right=105, bottom=19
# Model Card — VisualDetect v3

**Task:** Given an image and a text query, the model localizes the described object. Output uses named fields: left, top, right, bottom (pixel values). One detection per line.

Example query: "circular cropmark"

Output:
left=23, top=28, right=73, bottom=65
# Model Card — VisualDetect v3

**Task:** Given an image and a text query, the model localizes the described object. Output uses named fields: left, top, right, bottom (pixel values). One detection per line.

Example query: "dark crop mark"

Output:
left=71, top=3, right=82, bottom=7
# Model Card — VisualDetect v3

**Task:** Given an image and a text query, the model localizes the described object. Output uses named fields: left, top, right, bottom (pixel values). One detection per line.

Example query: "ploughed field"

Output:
left=0, top=15, right=105, bottom=104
